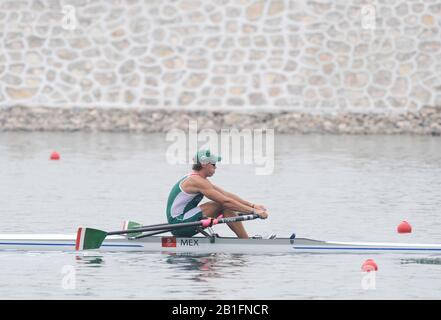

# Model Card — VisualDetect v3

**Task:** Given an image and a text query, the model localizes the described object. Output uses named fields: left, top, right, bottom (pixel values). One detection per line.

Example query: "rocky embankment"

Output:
left=1, top=106, right=440, bottom=135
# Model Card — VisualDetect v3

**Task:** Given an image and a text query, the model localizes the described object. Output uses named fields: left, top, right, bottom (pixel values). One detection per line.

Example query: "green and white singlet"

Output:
left=166, top=173, right=204, bottom=236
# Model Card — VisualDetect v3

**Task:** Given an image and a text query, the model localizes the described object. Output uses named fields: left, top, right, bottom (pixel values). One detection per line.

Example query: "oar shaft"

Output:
left=108, top=222, right=201, bottom=235
left=131, top=228, right=176, bottom=239
left=107, top=214, right=260, bottom=236
left=132, top=215, right=261, bottom=239
left=130, top=213, right=249, bottom=230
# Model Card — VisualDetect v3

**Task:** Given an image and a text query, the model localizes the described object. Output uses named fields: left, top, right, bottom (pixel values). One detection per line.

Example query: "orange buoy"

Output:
left=397, top=221, right=412, bottom=233
left=362, top=259, right=378, bottom=272
left=50, top=151, right=60, bottom=160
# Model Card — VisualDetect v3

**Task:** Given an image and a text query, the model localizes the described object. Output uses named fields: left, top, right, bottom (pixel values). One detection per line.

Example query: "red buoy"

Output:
left=361, top=259, right=378, bottom=272
left=50, top=151, right=60, bottom=160
left=397, top=221, right=412, bottom=233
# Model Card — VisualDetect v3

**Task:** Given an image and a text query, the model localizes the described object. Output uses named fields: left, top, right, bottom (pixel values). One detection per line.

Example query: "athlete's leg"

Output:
left=199, top=201, right=249, bottom=239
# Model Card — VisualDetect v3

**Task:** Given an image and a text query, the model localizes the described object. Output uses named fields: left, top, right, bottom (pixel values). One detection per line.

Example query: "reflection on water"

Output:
left=401, top=257, right=441, bottom=265
left=165, top=253, right=249, bottom=280
left=165, top=253, right=224, bottom=285
left=162, top=253, right=253, bottom=298
left=75, top=254, right=104, bottom=266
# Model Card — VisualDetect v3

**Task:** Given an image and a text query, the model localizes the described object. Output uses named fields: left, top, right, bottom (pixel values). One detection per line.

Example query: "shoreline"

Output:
left=1, top=105, right=440, bottom=135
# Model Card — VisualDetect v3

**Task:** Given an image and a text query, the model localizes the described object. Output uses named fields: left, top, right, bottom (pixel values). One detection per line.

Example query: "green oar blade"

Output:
left=122, top=220, right=143, bottom=238
left=76, top=227, right=108, bottom=250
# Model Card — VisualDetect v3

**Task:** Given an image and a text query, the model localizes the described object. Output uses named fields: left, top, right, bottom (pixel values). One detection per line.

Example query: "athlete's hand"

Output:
left=253, top=204, right=267, bottom=211
left=255, top=208, right=268, bottom=219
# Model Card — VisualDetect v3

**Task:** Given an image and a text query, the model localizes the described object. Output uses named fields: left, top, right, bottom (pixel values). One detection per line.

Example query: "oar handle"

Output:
left=107, top=213, right=261, bottom=236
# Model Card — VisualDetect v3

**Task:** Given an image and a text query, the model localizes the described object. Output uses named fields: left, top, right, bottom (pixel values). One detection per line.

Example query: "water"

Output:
left=1, top=132, right=441, bottom=299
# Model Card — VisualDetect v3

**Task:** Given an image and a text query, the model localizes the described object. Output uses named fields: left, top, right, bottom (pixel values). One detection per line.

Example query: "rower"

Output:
left=165, top=149, right=268, bottom=238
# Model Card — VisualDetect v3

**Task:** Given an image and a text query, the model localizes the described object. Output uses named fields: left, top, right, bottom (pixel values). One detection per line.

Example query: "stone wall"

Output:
left=1, top=0, right=441, bottom=133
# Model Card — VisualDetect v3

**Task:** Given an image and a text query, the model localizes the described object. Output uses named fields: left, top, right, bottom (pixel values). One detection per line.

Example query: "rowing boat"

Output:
left=1, top=233, right=441, bottom=254
left=2, top=215, right=440, bottom=254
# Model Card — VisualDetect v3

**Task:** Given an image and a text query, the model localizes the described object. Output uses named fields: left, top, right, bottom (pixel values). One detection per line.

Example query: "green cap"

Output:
left=194, top=149, right=221, bottom=165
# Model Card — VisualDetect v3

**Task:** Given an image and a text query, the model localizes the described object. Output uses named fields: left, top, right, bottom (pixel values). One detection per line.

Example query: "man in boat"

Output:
left=166, top=149, right=268, bottom=238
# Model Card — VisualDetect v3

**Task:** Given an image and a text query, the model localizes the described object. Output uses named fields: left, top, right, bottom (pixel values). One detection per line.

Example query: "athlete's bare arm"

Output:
left=212, top=185, right=253, bottom=207
left=196, top=178, right=254, bottom=213
left=182, top=176, right=268, bottom=218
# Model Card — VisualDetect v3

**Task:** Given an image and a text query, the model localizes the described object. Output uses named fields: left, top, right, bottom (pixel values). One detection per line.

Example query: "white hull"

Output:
left=1, top=234, right=441, bottom=254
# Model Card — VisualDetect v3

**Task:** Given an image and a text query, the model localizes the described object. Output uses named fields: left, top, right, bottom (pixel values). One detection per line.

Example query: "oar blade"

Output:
left=76, top=227, right=107, bottom=250
left=122, top=220, right=143, bottom=238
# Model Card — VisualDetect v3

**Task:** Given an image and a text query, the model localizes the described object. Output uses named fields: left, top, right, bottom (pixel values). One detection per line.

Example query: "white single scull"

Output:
left=1, top=214, right=440, bottom=254
left=1, top=233, right=441, bottom=254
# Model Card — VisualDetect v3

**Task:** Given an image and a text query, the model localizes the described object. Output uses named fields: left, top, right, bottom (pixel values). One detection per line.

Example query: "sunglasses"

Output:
left=210, top=163, right=216, bottom=167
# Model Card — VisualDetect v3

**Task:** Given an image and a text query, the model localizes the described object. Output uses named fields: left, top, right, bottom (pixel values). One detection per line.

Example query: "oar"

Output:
left=122, top=215, right=226, bottom=239
left=121, top=220, right=174, bottom=237
left=123, top=220, right=174, bottom=231
left=121, top=213, right=228, bottom=233
left=121, top=214, right=224, bottom=238
left=76, top=214, right=261, bottom=250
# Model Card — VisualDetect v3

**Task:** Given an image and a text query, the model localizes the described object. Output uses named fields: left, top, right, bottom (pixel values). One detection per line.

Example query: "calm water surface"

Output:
left=0, top=132, right=441, bottom=299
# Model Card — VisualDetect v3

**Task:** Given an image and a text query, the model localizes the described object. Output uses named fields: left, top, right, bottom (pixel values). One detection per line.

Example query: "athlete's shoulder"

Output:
left=188, top=174, right=207, bottom=181
left=188, top=174, right=211, bottom=186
